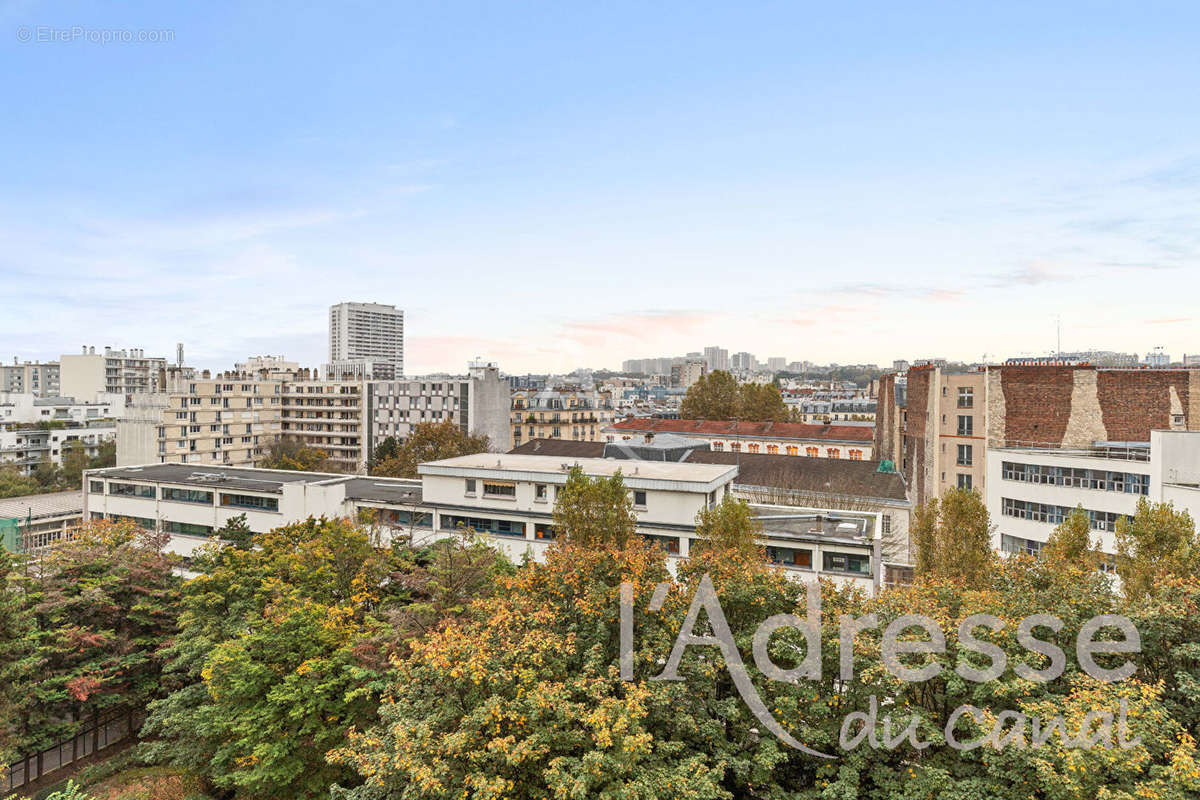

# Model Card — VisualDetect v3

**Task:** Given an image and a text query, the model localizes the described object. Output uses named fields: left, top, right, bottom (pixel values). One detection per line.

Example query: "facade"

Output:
left=986, top=430, right=1200, bottom=559
left=82, top=455, right=884, bottom=592
left=704, top=346, right=729, bottom=372
left=328, top=302, right=404, bottom=380
left=605, top=418, right=875, bottom=459
left=0, top=393, right=120, bottom=425
left=510, top=388, right=615, bottom=446
left=1, top=359, right=60, bottom=396
left=786, top=397, right=877, bottom=423
left=875, top=363, right=1200, bottom=508
left=368, top=361, right=511, bottom=454
left=671, top=358, right=707, bottom=388
left=0, top=421, right=116, bottom=476
left=280, top=378, right=367, bottom=472
left=60, top=346, right=168, bottom=399
left=118, top=371, right=285, bottom=468
left=234, top=355, right=299, bottom=374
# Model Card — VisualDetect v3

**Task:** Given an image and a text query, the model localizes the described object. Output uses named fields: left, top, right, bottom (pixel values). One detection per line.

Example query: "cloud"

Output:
left=985, top=262, right=1075, bottom=288
left=1124, top=158, right=1200, bottom=191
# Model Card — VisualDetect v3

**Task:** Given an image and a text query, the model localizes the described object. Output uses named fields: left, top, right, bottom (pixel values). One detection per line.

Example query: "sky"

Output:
left=1, top=1, right=1199, bottom=375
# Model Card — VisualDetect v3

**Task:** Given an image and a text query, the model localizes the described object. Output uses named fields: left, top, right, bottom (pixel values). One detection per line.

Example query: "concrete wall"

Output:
left=59, top=354, right=107, bottom=402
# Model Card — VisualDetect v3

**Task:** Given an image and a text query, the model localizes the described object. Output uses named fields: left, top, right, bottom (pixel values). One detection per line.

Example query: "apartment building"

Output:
left=280, top=377, right=367, bottom=472
left=0, top=393, right=120, bottom=425
left=368, top=361, right=510, bottom=454
left=671, top=358, right=707, bottom=389
left=0, top=421, right=116, bottom=476
left=876, top=362, right=1200, bottom=508
left=327, top=302, right=404, bottom=380
left=987, top=430, right=1200, bottom=559
left=82, top=454, right=884, bottom=592
left=605, top=418, right=875, bottom=459
left=60, top=346, right=168, bottom=399
left=1, top=359, right=60, bottom=396
left=510, top=388, right=614, bottom=446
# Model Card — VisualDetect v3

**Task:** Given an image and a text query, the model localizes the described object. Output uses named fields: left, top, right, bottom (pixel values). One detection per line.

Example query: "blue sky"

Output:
left=2, top=1, right=1198, bottom=373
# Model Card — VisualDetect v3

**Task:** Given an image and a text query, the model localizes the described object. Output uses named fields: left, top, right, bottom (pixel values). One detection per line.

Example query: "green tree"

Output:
left=692, top=493, right=762, bottom=561
left=679, top=369, right=741, bottom=419
left=372, top=421, right=490, bottom=479
left=213, top=513, right=254, bottom=550
left=1116, top=497, right=1200, bottom=601
left=736, top=382, right=789, bottom=422
left=0, top=548, right=38, bottom=764
left=140, top=517, right=506, bottom=800
left=371, top=436, right=400, bottom=467
left=912, top=487, right=994, bottom=587
left=260, top=437, right=333, bottom=471
left=1042, top=505, right=1097, bottom=567
left=59, top=439, right=90, bottom=488
left=0, top=465, right=42, bottom=498
left=31, top=458, right=62, bottom=490
left=551, top=465, right=637, bottom=548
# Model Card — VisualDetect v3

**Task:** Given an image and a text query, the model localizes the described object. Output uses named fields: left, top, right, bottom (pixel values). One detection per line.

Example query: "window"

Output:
left=644, top=534, right=680, bottom=554
left=712, top=441, right=724, bottom=451
left=88, top=480, right=104, bottom=494
left=1001, top=534, right=1042, bottom=557
left=164, top=520, right=214, bottom=537
left=957, top=415, right=973, bottom=436
left=465, top=478, right=477, bottom=496
left=848, top=449, right=863, bottom=460
left=633, top=490, right=647, bottom=507
left=163, top=487, right=214, bottom=504
left=1000, top=461, right=1149, bottom=495
left=827, top=448, right=840, bottom=459
left=785, top=446, right=798, bottom=456
left=956, top=444, right=973, bottom=466
left=219, top=493, right=279, bottom=512
left=110, top=482, right=155, bottom=499
left=823, top=551, right=870, bottom=575
left=957, top=474, right=973, bottom=490
left=766, top=444, right=778, bottom=455
left=443, top=515, right=524, bottom=538
left=805, top=446, right=819, bottom=458
left=534, top=483, right=548, bottom=502
left=881, top=515, right=892, bottom=535
left=535, top=523, right=557, bottom=540
left=482, top=481, right=516, bottom=498
left=958, top=387, right=974, bottom=408
left=767, top=546, right=812, bottom=568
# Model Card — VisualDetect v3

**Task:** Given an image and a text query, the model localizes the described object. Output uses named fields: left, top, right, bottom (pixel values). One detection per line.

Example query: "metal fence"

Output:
left=1, top=710, right=141, bottom=794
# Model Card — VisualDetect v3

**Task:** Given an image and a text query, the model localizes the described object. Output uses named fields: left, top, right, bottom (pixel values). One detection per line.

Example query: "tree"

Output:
left=372, top=421, right=490, bottom=479
left=1042, top=505, right=1097, bottom=567
left=0, top=465, right=42, bottom=498
left=680, top=369, right=741, bottom=419
left=692, top=493, right=762, bottom=561
left=680, top=371, right=790, bottom=421
left=1116, top=498, right=1200, bottom=601
left=213, top=513, right=254, bottom=550
left=912, top=487, right=994, bottom=587
left=140, top=517, right=507, bottom=800
left=551, top=465, right=637, bottom=547
left=0, top=547, right=37, bottom=764
left=371, top=436, right=400, bottom=467
left=260, top=437, right=333, bottom=471
left=59, top=440, right=90, bottom=488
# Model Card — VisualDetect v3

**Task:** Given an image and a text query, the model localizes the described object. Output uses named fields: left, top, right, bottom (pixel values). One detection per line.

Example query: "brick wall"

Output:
left=1097, top=370, right=1192, bottom=441
left=998, top=366, right=1076, bottom=445
left=874, top=374, right=897, bottom=462
left=903, top=367, right=932, bottom=505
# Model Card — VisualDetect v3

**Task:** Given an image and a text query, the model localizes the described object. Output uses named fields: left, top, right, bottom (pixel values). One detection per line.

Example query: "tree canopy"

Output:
left=680, top=370, right=789, bottom=421
left=372, top=421, right=490, bottom=479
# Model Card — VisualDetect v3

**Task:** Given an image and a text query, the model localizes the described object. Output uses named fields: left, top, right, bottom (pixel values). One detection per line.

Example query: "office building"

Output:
left=328, top=302, right=404, bottom=380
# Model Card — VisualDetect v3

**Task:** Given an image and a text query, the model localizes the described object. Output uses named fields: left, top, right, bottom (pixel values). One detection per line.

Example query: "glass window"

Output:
left=162, top=487, right=214, bottom=504
left=535, top=483, right=548, bottom=501
left=465, top=478, right=477, bottom=495
left=957, top=387, right=974, bottom=408
left=823, top=551, right=870, bottom=575
left=767, top=546, right=812, bottom=568
left=110, top=482, right=155, bottom=499
left=88, top=480, right=104, bottom=494
left=957, top=473, right=973, bottom=490
left=956, top=444, right=973, bottom=466
left=633, top=490, right=647, bottom=507
left=482, top=481, right=516, bottom=498
left=164, top=520, right=214, bottom=537
left=957, top=415, right=974, bottom=436
left=219, top=493, right=279, bottom=512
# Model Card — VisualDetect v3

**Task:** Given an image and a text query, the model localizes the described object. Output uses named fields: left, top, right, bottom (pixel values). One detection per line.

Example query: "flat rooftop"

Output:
left=420, top=452, right=737, bottom=485
left=88, top=463, right=350, bottom=494
left=342, top=476, right=424, bottom=505
left=0, top=490, right=83, bottom=521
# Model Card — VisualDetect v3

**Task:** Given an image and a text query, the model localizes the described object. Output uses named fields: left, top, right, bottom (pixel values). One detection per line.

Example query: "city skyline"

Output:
left=3, top=2, right=1199, bottom=373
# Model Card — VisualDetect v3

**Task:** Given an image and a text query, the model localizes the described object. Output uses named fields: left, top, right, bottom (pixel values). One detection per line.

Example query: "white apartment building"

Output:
left=0, top=421, right=116, bottom=476
left=279, top=377, right=367, bottom=471
left=328, top=302, right=404, bottom=380
left=986, top=430, right=1200, bottom=558
left=1, top=359, right=60, bottom=396
left=82, top=454, right=884, bottom=592
left=0, top=393, right=120, bottom=425
left=369, top=361, right=511, bottom=455
left=60, top=346, right=168, bottom=399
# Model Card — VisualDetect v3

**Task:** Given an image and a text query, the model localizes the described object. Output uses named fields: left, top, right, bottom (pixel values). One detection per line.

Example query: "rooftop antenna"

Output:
left=1056, top=315, right=1061, bottom=357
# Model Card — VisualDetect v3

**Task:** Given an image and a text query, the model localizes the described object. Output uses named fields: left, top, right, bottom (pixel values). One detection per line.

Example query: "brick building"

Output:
left=875, top=363, right=1200, bottom=507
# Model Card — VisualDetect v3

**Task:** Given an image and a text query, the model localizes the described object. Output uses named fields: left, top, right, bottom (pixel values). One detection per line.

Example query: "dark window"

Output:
left=633, top=490, right=647, bottom=507
left=110, top=482, right=155, bottom=499
left=164, top=520, right=214, bottom=537
left=823, top=551, right=870, bottom=575
left=162, top=487, right=214, bottom=504
left=767, top=546, right=813, bottom=568
left=957, top=415, right=973, bottom=436
left=465, top=478, right=477, bottom=495
left=88, top=480, right=104, bottom=494
left=957, top=387, right=974, bottom=408
left=957, top=473, right=973, bottom=490
left=219, top=493, right=279, bottom=512
left=482, top=481, right=516, bottom=498
left=956, top=444, right=973, bottom=466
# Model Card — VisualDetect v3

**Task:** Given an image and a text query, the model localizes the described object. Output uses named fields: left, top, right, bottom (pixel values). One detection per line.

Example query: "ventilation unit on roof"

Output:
left=188, top=472, right=228, bottom=483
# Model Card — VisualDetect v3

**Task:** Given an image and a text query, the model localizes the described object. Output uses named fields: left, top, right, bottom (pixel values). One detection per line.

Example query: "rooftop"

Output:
left=0, top=490, right=84, bottom=521
left=606, top=417, right=874, bottom=442
left=87, top=463, right=348, bottom=493
left=420, top=452, right=737, bottom=487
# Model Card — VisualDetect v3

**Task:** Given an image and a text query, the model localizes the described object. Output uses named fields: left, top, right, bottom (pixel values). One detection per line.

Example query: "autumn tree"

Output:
left=370, top=435, right=400, bottom=468
left=912, top=487, right=994, bottom=587
left=1041, top=505, right=1097, bottom=567
left=1116, top=497, right=1200, bottom=601
left=680, top=369, right=741, bottom=419
left=692, top=492, right=762, bottom=562
left=0, top=465, right=42, bottom=498
left=260, top=437, right=333, bottom=471
left=372, top=421, right=490, bottom=478
left=737, top=382, right=789, bottom=422
left=551, top=465, right=637, bottom=547
left=212, top=512, right=254, bottom=550
left=0, top=547, right=37, bottom=764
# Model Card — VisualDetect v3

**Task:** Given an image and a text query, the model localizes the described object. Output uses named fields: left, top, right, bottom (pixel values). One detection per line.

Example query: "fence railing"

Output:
left=1, top=709, right=142, bottom=794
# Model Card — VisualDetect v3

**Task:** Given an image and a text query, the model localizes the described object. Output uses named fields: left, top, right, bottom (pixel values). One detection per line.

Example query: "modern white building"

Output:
left=0, top=393, right=121, bottom=425
left=83, top=454, right=884, bottom=592
left=0, top=421, right=116, bottom=476
left=328, top=302, right=404, bottom=380
left=986, top=430, right=1200, bottom=558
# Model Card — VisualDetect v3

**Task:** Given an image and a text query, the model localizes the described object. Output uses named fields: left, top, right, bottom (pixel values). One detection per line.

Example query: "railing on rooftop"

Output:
left=998, top=440, right=1151, bottom=462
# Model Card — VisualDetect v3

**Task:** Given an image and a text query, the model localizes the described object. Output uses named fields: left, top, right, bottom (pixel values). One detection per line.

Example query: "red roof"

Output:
left=606, top=417, right=873, bottom=442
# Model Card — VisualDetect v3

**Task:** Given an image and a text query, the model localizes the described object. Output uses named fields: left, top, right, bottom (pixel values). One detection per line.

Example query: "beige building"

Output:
left=118, top=369, right=284, bottom=468
left=60, top=346, right=168, bottom=400
left=511, top=388, right=614, bottom=446
left=280, top=378, right=367, bottom=472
